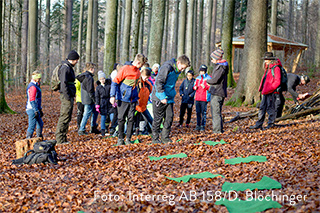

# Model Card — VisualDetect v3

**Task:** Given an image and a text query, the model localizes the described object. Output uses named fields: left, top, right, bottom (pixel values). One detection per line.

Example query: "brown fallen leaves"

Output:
left=0, top=71, right=319, bottom=212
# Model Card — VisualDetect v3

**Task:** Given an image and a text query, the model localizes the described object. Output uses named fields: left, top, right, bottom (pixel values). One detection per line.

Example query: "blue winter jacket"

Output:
left=179, top=78, right=196, bottom=104
left=152, top=58, right=181, bottom=104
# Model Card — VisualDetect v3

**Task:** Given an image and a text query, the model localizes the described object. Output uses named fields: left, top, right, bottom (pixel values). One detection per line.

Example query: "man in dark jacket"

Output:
left=55, top=50, right=79, bottom=144
left=207, top=49, right=228, bottom=133
left=152, top=55, right=190, bottom=144
left=76, top=62, right=99, bottom=135
left=178, top=69, right=196, bottom=127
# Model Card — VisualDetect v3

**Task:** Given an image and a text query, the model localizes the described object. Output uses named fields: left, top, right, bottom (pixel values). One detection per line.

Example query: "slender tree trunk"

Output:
left=271, top=0, right=277, bottom=35
left=91, top=0, right=98, bottom=66
left=14, top=0, right=22, bottom=87
left=77, top=0, right=84, bottom=74
left=228, top=0, right=268, bottom=106
left=211, top=0, right=217, bottom=52
left=21, top=0, right=28, bottom=84
left=104, top=0, right=118, bottom=75
left=186, top=0, right=194, bottom=64
left=29, top=0, right=38, bottom=72
left=148, top=0, right=165, bottom=66
left=121, top=0, right=132, bottom=62
left=86, top=0, right=94, bottom=63
left=221, top=0, right=236, bottom=88
left=132, top=0, right=142, bottom=57
left=146, top=0, right=152, bottom=55
left=205, top=0, right=213, bottom=65
left=63, top=0, right=73, bottom=59
left=116, top=0, right=123, bottom=62
left=287, top=0, right=294, bottom=39
left=196, top=0, right=203, bottom=67
left=301, top=0, right=308, bottom=44
left=178, top=0, right=187, bottom=57
left=220, top=0, right=225, bottom=39
left=0, top=0, right=14, bottom=113
left=315, top=0, right=320, bottom=66
left=192, top=0, right=197, bottom=67
left=7, top=0, right=12, bottom=89
left=44, top=0, right=50, bottom=83
left=138, top=0, right=145, bottom=54
left=163, top=0, right=169, bottom=61
left=172, top=0, right=179, bottom=58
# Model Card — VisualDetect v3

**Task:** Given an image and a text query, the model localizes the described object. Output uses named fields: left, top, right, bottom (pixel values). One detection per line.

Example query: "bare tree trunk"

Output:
left=228, top=0, right=268, bottom=106
left=29, top=0, right=38, bottom=72
left=146, top=0, right=152, bottom=55
left=14, top=0, right=22, bottom=87
left=205, top=0, right=213, bottom=65
left=211, top=0, right=217, bottom=54
left=220, top=0, right=225, bottom=38
left=104, top=0, right=118, bottom=75
left=315, top=0, right=320, bottom=66
left=186, top=0, right=194, bottom=64
left=196, top=0, right=203, bottom=67
left=172, top=0, right=179, bottom=58
left=148, top=0, right=165, bottom=66
left=121, top=0, right=132, bottom=62
left=138, top=0, right=145, bottom=54
left=63, top=0, right=73, bottom=59
left=77, top=0, right=84, bottom=74
left=301, top=0, right=308, bottom=44
left=178, top=0, right=187, bottom=57
left=91, top=0, right=98, bottom=67
left=116, top=0, right=123, bottom=62
left=163, top=0, right=169, bottom=61
left=7, top=0, right=12, bottom=89
left=132, top=0, right=142, bottom=57
left=287, top=0, right=294, bottom=39
left=270, top=0, right=277, bottom=35
left=192, top=0, right=197, bottom=66
left=44, top=0, right=50, bottom=83
left=86, top=0, right=94, bottom=63
left=221, top=0, right=236, bottom=88
left=21, top=0, right=28, bottom=84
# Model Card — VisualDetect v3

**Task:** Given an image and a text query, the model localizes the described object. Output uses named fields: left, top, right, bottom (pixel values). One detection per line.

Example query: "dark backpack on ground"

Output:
left=50, top=63, right=68, bottom=91
left=12, top=140, right=58, bottom=165
left=271, top=65, right=288, bottom=92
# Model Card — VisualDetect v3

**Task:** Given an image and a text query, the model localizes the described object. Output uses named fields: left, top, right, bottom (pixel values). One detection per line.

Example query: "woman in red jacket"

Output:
left=250, top=52, right=281, bottom=130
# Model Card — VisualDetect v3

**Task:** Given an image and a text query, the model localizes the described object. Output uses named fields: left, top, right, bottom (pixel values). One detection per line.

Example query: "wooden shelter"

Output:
left=216, top=34, right=308, bottom=73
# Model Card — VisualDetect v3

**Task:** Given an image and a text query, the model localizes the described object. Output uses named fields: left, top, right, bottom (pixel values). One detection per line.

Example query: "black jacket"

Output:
left=58, top=60, right=76, bottom=100
left=287, top=73, right=301, bottom=103
left=76, top=71, right=95, bottom=105
left=207, top=61, right=229, bottom=98
left=179, top=78, right=196, bottom=104
left=95, top=79, right=112, bottom=115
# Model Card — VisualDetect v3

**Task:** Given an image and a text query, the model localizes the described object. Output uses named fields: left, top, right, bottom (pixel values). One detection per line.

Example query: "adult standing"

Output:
left=207, top=49, right=229, bottom=134
left=55, top=50, right=79, bottom=144
left=26, top=71, right=43, bottom=139
left=250, top=52, right=281, bottom=129
left=152, top=55, right=190, bottom=144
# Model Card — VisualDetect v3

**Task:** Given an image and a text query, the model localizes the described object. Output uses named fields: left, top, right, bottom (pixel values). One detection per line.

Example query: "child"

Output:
left=95, top=71, right=112, bottom=136
left=193, top=64, right=211, bottom=131
left=178, top=69, right=196, bottom=127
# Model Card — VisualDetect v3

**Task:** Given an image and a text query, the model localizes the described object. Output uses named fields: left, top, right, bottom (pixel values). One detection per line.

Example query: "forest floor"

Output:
left=0, top=69, right=319, bottom=212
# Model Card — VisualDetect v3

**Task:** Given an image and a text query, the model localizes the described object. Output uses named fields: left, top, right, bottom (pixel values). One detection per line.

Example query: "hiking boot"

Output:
left=161, top=128, right=172, bottom=143
left=200, top=126, right=205, bottom=131
left=195, top=126, right=201, bottom=131
left=152, top=132, right=162, bottom=144
left=36, top=129, right=43, bottom=138
left=249, top=124, right=263, bottom=130
left=177, top=124, right=182, bottom=128
left=57, top=141, right=70, bottom=145
left=26, top=132, right=33, bottom=139
left=90, top=126, right=101, bottom=134
left=186, top=124, right=190, bottom=128
left=162, top=138, right=173, bottom=143
left=116, top=139, right=125, bottom=146
left=101, top=129, right=105, bottom=137
left=78, top=131, right=88, bottom=136
left=125, top=138, right=132, bottom=145
left=152, top=138, right=162, bottom=144
left=265, top=123, right=275, bottom=129
left=109, top=128, right=115, bottom=135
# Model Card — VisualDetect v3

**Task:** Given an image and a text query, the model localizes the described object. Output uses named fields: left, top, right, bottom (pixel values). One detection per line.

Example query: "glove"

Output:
left=39, top=109, right=44, bottom=117
left=95, top=105, right=100, bottom=113
left=112, top=102, right=118, bottom=108
left=34, top=111, right=40, bottom=119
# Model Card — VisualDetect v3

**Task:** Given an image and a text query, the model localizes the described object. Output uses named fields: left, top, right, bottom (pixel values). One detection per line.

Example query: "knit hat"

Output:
left=187, top=70, right=194, bottom=76
left=261, top=52, right=277, bottom=60
left=67, top=50, right=80, bottom=60
left=110, top=70, right=117, bottom=81
left=152, top=63, right=160, bottom=70
left=301, top=74, right=310, bottom=84
left=210, top=49, right=224, bottom=60
left=98, top=71, right=106, bottom=80
left=199, top=64, right=208, bottom=73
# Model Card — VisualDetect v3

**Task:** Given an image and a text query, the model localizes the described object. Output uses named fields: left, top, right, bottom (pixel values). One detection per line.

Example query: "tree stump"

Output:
left=15, top=137, right=43, bottom=159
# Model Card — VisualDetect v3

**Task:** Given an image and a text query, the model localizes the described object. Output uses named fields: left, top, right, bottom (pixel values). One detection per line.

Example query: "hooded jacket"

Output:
left=95, top=78, right=112, bottom=115
left=258, top=59, right=281, bottom=95
left=58, top=60, right=76, bottom=100
left=110, top=65, right=140, bottom=103
left=136, top=79, right=153, bottom=112
left=152, top=58, right=181, bottom=104
left=194, top=73, right=212, bottom=102
left=76, top=71, right=95, bottom=105
left=179, top=78, right=196, bottom=104
left=287, top=73, right=301, bottom=103
left=207, top=60, right=229, bottom=98
left=26, top=80, right=42, bottom=112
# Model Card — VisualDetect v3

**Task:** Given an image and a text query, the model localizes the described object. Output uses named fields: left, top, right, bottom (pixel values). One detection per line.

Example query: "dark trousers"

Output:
left=110, top=107, right=118, bottom=130
left=196, top=101, right=208, bottom=127
left=179, top=103, right=193, bottom=125
left=256, top=93, right=276, bottom=127
left=135, top=109, right=153, bottom=130
left=274, top=92, right=285, bottom=118
left=117, top=101, right=136, bottom=140
left=56, top=94, right=74, bottom=143
left=210, top=96, right=224, bottom=133
left=76, top=102, right=84, bottom=129
left=152, top=101, right=174, bottom=140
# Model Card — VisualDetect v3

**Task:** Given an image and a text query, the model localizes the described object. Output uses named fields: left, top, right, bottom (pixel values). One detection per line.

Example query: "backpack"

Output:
left=271, top=65, right=287, bottom=92
left=12, top=140, right=58, bottom=165
left=50, top=63, right=68, bottom=91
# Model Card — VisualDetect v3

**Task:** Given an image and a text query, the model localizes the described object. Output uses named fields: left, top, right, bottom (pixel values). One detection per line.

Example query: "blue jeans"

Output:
left=100, top=113, right=114, bottom=130
left=196, top=101, right=208, bottom=127
left=26, top=109, right=43, bottom=137
left=79, top=104, right=98, bottom=131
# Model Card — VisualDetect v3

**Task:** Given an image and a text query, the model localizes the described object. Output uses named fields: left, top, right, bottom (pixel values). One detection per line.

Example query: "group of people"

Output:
left=25, top=50, right=310, bottom=144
